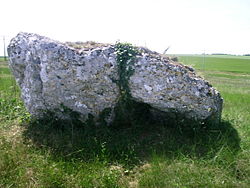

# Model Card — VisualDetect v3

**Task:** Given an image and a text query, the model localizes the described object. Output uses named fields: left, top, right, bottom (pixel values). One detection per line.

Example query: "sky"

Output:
left=0, top=0, right=250, bottom=55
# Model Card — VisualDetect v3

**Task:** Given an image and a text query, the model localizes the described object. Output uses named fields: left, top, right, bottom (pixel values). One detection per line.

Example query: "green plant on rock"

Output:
left=115, top=42, right=139, bottom=98
left=114, top=42, right=140, bottom=126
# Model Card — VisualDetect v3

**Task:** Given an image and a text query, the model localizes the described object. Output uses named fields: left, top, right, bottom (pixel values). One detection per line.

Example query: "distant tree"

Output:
left=171, top=57, right=178, bottom=62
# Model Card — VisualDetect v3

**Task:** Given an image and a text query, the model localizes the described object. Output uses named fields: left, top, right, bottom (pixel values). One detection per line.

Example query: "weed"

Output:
left=0, top=55, right=249, bottom=187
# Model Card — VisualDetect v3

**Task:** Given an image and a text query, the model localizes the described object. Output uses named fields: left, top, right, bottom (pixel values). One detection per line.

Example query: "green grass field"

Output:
left=179, top=54, right=250, bottom=74
left=0, top=55, right=250, bottom=187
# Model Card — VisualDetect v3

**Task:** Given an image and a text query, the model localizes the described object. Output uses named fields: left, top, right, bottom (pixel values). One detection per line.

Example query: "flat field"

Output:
left=0, top=55, right=249, bottom=187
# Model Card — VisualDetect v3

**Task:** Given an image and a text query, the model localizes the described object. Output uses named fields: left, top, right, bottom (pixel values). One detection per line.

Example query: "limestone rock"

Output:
left=8, top=32, right=119, bottom=123
left=8, top=32, right=223, bottom=125
left=130, top=47, right=222, bottom=122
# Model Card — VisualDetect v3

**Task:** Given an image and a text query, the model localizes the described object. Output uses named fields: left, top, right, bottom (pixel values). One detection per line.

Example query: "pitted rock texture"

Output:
left=8, top=32, right=119, bottom=122
left=130, top=49, right=222, bottom=121
left=8, top=32, right=223, bottom=124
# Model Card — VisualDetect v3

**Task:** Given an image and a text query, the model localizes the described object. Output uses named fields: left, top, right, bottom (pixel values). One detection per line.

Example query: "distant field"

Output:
left=0, top=57, right=8, bottom=61
left=0, top=55, right=249, bottom=187
left=178, top=55, right=250, bottom=74
left=0, top=58, right=14, bottom=94
left=178, top=54, right=250, bottom=119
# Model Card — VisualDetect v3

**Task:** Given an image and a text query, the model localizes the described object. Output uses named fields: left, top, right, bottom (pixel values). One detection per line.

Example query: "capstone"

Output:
left=8, top=32, right=223, bottom=125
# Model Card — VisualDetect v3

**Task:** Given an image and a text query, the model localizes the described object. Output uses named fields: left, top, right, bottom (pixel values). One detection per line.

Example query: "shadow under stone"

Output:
left=22, top=108, right=240, bottom=167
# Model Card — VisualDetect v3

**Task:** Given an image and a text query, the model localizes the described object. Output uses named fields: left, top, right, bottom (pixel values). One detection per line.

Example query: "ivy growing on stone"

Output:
left=114, top=42, right=140, bottom=126
left=115, top=42, right=139, bottom=99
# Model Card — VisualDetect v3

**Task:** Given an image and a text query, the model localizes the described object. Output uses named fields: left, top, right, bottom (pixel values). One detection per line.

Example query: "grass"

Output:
left=178, top=54, right=250, bottom=74
left=0, top=55, right=250, bottom=187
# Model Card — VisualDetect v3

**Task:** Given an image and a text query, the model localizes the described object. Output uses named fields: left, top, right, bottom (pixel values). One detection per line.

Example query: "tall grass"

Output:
left=0, top=56, right=249, bottom=187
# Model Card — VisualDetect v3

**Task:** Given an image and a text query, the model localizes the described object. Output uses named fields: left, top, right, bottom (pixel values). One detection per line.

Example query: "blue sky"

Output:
left=1, top=0, right=250, bottom=55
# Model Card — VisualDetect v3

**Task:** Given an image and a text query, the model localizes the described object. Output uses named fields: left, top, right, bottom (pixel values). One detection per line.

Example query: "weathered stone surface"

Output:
left=8, top=32, right=223, bottom=124
left=8, top=32, right=119, bottom=123
left=130, top=48, right=222, bottom=122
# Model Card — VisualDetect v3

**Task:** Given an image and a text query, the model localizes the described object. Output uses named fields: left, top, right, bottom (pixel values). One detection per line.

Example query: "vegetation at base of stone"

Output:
left=0, top=56, right=250, bottom=187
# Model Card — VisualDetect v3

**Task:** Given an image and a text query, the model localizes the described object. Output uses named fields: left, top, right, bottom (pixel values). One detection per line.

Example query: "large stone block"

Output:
left=8, top=32, right=223, bottom=125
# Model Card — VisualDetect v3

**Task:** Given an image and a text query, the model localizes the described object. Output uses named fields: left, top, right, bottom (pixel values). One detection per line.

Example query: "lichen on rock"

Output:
left=8, top=32, right=119, bottom=124
left=7, top=32, right=223, bottom=126
left=129, top=48, right=223, bottom=122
